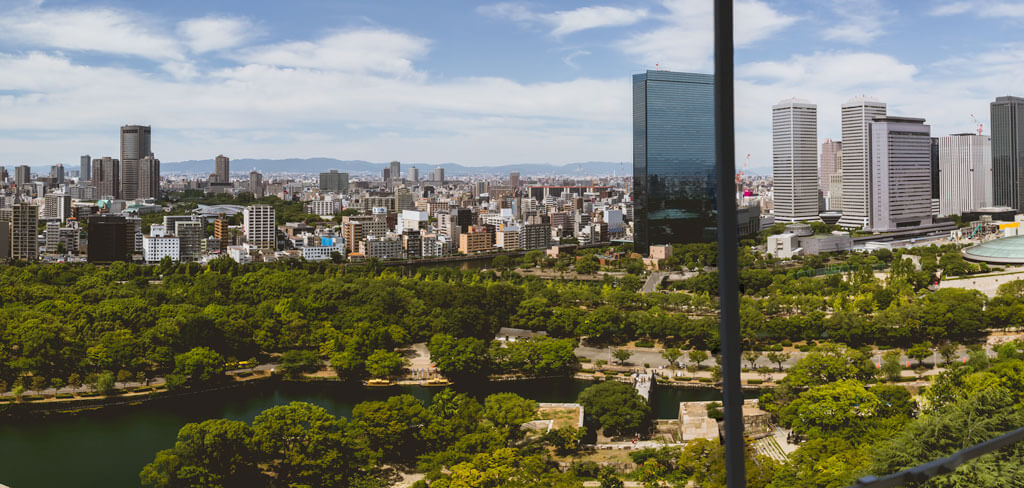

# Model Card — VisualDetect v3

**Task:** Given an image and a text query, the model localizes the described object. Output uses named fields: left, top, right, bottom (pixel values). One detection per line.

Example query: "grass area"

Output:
left=537, top=406, right=581, bottom=430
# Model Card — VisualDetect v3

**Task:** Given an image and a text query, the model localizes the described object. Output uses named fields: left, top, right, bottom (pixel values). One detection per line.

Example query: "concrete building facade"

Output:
left=243, top=204, right=276, bottom=251
left=868, top=116, right=933, bottom=232
left=772, top=98, right=819, bottom=222
left=938, top=133, right=992, bottom=216
left=838, top=96, right=887, bottom=228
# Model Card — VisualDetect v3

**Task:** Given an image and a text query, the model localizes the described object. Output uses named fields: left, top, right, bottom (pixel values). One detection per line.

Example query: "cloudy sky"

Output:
left=1, top=0, right=1022, bottom=171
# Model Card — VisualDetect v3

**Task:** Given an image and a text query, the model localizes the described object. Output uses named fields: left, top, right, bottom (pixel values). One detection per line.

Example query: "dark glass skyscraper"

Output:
left=991, top=96, right=1024, bottom=209
left=632, top=70, right=715, bottom=255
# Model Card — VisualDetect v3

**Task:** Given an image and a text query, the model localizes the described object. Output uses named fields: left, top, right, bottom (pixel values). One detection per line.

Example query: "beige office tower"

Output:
left=250, top=170, right=264, bottom=198
left=772, top=98, right=819, bottom=222
left=243, top=204, right=276, bottom=251
left=10, top=200, right=38, bottom=260
left=820, top=139, right=842, bottom=194
left=828, top=152, right=843, bottom=211
left=214, top=155, right=230, bottom=183
left=837, top=97, right=886, bottom=228
left=139, top=155, right=160, bottom=199
left=92, top=157, right=120, bottom=198
left=390, top=161, right=401, bottom=185
left=120, top=125, right=152, bottom=200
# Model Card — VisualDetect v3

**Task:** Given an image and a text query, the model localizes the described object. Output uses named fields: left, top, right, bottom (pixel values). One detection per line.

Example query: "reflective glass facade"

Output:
left=632, top=70, right=716, bottom=254
left=991, top=96, right=1024, bottom=210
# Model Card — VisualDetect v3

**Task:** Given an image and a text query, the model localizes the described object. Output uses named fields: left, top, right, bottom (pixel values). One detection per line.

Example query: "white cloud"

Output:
left=821, top=0, right=892, bottom=44
left=616, top=0, right=797, bottom=72
left=930, top=2, right=973, bottom=16
left=546, top=6, right=650, bottom=37
left=982, top=2, right=1024, bottom=16
left=0, top=3, right=183, bottom=60
left=933, top=1, right=1024, bottom=17
left=177, top=16, right=255, bottom=53
left=232, top=29, right=430, bottom=77
left=0, top=33, right=630, bottom=165
left=562, top=50, right=591, bottom=69
left=479, top=3, right=649, bottom=37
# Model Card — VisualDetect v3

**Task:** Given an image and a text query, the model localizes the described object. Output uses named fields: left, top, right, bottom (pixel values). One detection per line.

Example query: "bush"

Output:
left=22, top=395, right=44, bottom=401
left=698, top=377, right=714, bottom=383
left=56, top=393, right=74, bottom=399
left=279, top=350, right=322, bottom=379
left=747, top=379, right=764, bottom=385
left=797, top=345, right=813, bottom=352
left=705, top=402, right=724, bottom=420
left=577, top=356, right=591, bottom=363
left=780, top=340, right=793, bottom=347
left=766, top=344, right=784, bottom=352
left=569, top=461, right=602, bottom=478
left=635, top=339, right=655, bottom=348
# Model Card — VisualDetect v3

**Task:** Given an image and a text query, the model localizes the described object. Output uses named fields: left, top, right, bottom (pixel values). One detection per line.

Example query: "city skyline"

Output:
left=0, top=1, right=1022, bottom=169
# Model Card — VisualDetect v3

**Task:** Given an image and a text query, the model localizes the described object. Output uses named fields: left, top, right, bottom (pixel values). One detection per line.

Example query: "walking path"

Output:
left=641, top=272, right=668, bottom=293
left=632, top=372, right=654, bottom=401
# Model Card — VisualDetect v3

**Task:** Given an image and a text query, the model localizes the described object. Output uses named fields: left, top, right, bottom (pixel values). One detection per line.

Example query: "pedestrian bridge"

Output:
left=631, top=372, right=655, bottom=401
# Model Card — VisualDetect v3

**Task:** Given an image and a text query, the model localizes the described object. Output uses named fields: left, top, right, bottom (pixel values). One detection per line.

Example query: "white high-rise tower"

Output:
left=938, top=133, right=992, bottom=216
left=772, top=98, right=819, bottom=222
left=837, top=96, right=886, bottom=228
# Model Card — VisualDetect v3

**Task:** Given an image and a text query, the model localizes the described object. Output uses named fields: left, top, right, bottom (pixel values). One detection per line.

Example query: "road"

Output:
left=641, top=272, right=668, bottom=293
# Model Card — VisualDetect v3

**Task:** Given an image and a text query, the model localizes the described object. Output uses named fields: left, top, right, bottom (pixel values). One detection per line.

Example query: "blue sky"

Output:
left=1, top=0, right=1023, bottom=171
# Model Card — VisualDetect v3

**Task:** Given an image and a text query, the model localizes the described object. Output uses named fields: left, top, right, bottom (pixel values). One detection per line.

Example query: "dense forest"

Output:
left=0, top=242, right=1018, bottom=394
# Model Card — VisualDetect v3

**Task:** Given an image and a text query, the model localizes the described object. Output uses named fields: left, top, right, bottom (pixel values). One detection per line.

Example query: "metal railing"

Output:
left=848, top=425, right=1024, bottom=487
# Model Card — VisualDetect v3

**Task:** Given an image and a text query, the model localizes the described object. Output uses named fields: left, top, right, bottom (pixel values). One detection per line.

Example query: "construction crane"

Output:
left=735, top=154, right=750, bottom=195
left=970, top=114, right=983, bottom=135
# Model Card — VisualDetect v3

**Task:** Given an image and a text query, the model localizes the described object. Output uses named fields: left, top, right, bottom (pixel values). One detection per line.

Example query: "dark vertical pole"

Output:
left=714, top=1, right=746, bottom=488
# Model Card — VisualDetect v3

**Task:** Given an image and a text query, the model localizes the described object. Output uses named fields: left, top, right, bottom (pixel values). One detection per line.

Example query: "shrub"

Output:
left=635, top=339, right=655, bottom=348
left=698, top=377, right=714, bottom=383
left=56, top=393, right=74, bottom=399
left=780, top=340, right=793, bottom=347
left=747, top=379, right=764, bottom=385
left=578, top=356, right=592, bottom=363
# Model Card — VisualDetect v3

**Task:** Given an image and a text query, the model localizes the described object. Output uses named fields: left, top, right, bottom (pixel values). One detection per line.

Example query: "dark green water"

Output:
left=0, top=379, right=734, bottom=488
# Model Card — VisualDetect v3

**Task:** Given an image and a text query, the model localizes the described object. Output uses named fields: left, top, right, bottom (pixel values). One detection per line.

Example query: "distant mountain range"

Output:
left=158, top=158, right=632, bottom=178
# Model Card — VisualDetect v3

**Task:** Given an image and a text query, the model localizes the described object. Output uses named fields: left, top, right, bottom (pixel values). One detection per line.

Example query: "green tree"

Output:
left=94, top=371, right=116, bottom=395
left=612, top=349, right=633, bottom=365
left=544, top=426, right=586, bottom=455
left=483, top=392, right=538, bottom=440
left=661, top=348, right=682, bottom=371
left=783, top=343, right=873, bottom=388
left=766, top=351, right=791, bottom=372
left=908, top=342, right=933, bottom=368
left=575, top=256, right=599, bottom=274
left=577, top=381, right=651, bottom=437
left=428, top=334, right=490, bottom=381
left=779, top=379, right=882, bottom=440
left=251, top=402, right=375, bottom=488
left=140, top=419, right=262, bottom=488
left=171, top=347, right=225, bottom=387
left=880, top=349, right=903, bottom=382
left=938, top=343, right=959, bottom=365
left=330, top=351, right=364, bottom=381
left=365, top=349, right=405, bottom=379
left=599, top=467, right=625, bottom=488
left=420, top=389, right=484, bottom=451
left=352, top=394, right=429, bottom=462
left=689, top=350, right=709, bottom=369
left=279, top=350, right=321, bottom=379
left=870, top=386, right=1024, bottom=487
left=743, top=350, right=762, bottom=369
